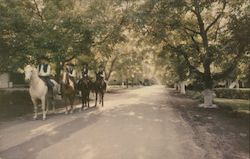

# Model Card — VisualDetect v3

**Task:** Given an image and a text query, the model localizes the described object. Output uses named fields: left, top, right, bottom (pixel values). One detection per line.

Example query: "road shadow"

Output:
left=0, top=107, right=101, bottom=159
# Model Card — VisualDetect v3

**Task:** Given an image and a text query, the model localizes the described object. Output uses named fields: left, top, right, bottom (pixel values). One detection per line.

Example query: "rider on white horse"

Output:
left=37, top=56, right=54, bottom=95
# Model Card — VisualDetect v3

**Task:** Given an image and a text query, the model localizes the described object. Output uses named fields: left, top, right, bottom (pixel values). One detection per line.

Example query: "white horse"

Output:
left=24, top=65, right=59, bottom=120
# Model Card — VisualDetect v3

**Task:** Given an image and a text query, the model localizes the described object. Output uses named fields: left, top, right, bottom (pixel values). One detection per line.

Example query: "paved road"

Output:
left=0, top=85, right=205, bottom=159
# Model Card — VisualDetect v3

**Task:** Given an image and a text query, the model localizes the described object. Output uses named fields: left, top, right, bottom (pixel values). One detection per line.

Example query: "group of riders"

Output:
left=37, top=55, right=106, bottom=95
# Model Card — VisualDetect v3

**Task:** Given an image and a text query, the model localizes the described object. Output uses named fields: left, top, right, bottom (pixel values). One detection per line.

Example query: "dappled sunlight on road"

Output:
left=30, top=123, right=58, bottom=137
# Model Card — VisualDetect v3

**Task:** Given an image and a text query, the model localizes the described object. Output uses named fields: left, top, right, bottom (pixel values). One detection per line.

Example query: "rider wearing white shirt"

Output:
left=37, top=56, right=54, bottom=94
left=37, top=64, right=51, bottom=76
left=64, top=62, right=77, bottom=89
left=66, top=63, right=76, bottom=78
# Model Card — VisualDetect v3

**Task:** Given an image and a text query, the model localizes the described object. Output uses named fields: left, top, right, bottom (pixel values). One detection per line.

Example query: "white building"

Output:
left=0, top=73, right=10, bottom=88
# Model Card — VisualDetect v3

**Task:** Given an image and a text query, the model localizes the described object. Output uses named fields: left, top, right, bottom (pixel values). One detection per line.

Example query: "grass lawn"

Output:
left=213, top=98, right=250, bottom=114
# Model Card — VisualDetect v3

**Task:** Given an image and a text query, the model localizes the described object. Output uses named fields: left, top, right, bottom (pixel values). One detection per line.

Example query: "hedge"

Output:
left=214, top=88, right=250, bottom=100
left=0, top=89, right=33, bottom=119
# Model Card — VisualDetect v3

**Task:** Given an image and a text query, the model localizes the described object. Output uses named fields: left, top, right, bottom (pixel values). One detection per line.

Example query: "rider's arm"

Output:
left=70, top=70, right=76, bottom=77
left=101, top=71, right=105, bottom=79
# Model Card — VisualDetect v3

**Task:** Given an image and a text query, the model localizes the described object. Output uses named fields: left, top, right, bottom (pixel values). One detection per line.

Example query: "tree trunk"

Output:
left=180, top=81, right=186, bottom=94
left=174, top=83, right=178, bottom=90
left=200, top=73, right=217, bottom=108
left=126, top=79, right=128, bottom=88
left=55, top=62, right=64, bottom=82
left=177, top=83, right=181, bottom=91
left=106, top=56, right=118, bottom=81
left=229, top=79, right=239, bottom=89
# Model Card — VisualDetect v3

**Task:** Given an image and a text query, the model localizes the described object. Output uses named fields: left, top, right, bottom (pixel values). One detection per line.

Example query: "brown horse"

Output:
left=61, top=72, right=76, bottom=114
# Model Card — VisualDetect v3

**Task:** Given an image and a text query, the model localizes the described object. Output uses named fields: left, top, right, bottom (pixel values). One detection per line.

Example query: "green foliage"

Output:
left=214, top=88, right=250, bottom=100
left=0, top=0, right=128, bottom=78
left=213, top=98, right=250, bottom=113
left=131, top=0, right=249, bottom=89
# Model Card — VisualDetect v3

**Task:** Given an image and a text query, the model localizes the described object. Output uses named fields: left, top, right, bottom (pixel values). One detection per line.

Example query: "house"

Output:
left=0, top=73, right=11, bottom=88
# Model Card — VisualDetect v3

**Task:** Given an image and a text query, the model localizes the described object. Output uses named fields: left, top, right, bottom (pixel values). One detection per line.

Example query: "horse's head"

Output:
left=24, top=65, right=34, bottom=81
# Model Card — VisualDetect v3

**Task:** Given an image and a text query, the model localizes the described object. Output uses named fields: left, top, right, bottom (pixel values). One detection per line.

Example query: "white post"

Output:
left=180, top=81, right=186, bottom=94
left=199, top=89, right=217, bottom=108
left=229, top=79, right=239, bottom=89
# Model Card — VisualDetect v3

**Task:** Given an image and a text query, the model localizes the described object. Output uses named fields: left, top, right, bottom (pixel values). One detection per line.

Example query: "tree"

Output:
left=0, top=0, right=129, bottom=81
left=132, top=0, right=250, bottom=107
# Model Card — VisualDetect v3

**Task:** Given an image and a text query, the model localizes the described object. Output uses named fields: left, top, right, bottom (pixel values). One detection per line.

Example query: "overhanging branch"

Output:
left=213, top=43, right=245, bottom=80
left=184, top=26, right=200, bottom=35
left=166, top=44, right=203, bottom=76
left=205, top=0, right=226, bottom=33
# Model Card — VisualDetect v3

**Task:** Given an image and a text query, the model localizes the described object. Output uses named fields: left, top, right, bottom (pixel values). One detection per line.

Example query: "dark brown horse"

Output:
left=93, top=79, right=106, bottom=107
left=78, top=77, right=90, bottom=111
left=61, top=72, right=76, bottom=114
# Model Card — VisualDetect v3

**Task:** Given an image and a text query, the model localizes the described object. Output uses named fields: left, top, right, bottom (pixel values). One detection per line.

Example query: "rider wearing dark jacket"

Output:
left=96, top=64, right=106, bottom=81
left=82, top=63, right=89, bottom=79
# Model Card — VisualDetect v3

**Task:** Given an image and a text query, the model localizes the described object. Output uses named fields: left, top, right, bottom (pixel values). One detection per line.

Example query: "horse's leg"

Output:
left=83, top=93, right=86, bottom=109
left=50, top=92, right=56, bottom=113
left=65, top=97, right=69, bottom=115
left=102, top=92, right=104, bottom=107
left=31, top=98, right=38, bottom=120
left=46, top=96, right=49, bottom=113
left=48, top=97, right=54, bottom=115
left=83, top=96, right=86, bottom=109
left=87, top=91, right=90, bottom=108
left=52, top=99, right=56, bottom=113
left=41, top=96, right=46, bottom=120
left=70, top=95, right=74, bottom=114
left=99, top=93, right=102, bottom=104
left=95, top=91, right=98, bottom=107
left=80, top=91, right=84, bottom=112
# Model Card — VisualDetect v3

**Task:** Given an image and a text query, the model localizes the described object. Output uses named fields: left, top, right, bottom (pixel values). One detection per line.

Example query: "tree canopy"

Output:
left=0, top=0, right=249, bottom=88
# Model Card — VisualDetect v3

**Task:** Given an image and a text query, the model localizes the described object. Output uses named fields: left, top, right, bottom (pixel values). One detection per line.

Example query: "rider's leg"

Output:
left=44, top=77, right=54, bottom=96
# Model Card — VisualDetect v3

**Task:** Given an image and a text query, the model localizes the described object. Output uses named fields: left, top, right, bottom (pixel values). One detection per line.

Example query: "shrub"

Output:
left=214, top=88, right=250, bottom=100
left=186, top=90, right=204, bottom=102
left=0, top=89, right=33, bottom=119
